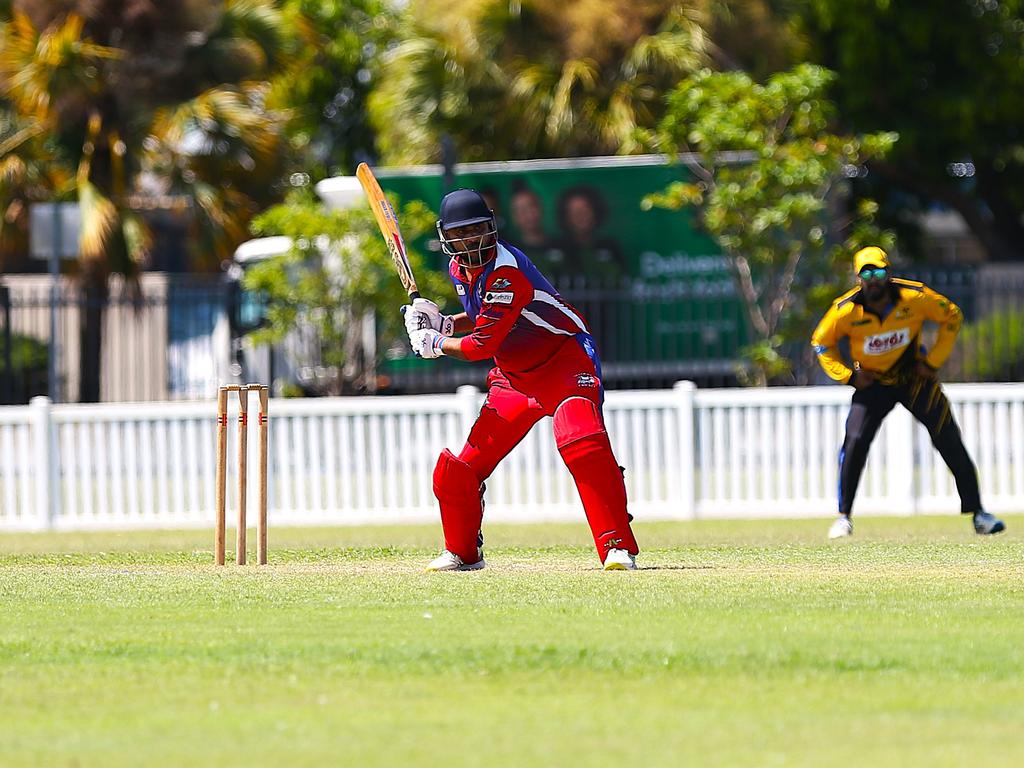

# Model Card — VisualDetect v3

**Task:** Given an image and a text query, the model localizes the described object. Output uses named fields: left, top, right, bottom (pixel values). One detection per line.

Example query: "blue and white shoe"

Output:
left=973, top=511, right=1006, bottom=535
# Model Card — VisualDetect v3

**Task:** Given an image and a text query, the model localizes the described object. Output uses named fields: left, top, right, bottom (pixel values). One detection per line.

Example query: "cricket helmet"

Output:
left=436, top=188, right=498, bottom=268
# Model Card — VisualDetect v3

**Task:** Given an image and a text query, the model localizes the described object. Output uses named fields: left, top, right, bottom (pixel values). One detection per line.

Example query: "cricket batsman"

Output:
left=811, top=246, right=1005, bottom=539
left=404, top=188, right=640, bottom=571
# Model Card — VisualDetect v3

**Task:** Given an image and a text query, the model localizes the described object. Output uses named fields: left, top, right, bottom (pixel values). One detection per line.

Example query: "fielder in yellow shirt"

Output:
left=811, top=246, right=1005, bottom=539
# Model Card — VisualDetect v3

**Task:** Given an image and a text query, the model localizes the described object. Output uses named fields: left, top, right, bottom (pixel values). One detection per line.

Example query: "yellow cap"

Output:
left=854, top=246, right=890, bottom=274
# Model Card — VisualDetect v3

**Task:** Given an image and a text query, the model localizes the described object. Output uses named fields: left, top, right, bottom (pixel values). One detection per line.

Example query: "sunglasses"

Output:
left=858, top=267, right=888, bottom=281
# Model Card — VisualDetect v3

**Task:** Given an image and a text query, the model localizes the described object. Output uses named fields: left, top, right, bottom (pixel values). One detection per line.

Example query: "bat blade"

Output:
left=356, top=162, right=420, bottom=299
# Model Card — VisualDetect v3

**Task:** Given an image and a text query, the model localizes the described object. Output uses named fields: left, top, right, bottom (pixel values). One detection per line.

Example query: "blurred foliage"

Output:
left=0, top=330, right=47, bottom=370
left=0, top=2, right=307, bottom=399
left=0, top=3, right=306, bottom=272
left=268, top=0, right=397, bottom=177
left=0, top=100, right=72, bottom=270
left=958, top=307, right=1024, bottom=381
left=735, top=335, right=790, bottom=387
left=0, top=331, right=48, bottom=403
left=368, top=0, right=809, bottom=165
left=369, top=0, right=715, bottom=163
left=703, top=0, right=805, bottom=79
left=797, top=0, right=1024, bottom=262
left=644, top=64, right=896, bottom=385
left=241, top=185, right=450, bottom=395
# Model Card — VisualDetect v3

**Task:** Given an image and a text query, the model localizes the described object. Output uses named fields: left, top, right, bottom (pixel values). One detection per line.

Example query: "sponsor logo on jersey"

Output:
left=484, top=290, right=514, bottom=304
left=576, top=373, right=597, bottom=388
left=895, top=307, right=912, bottom=318
left=455, top=283, right=466, bottom=296
left=490, top=277, right=511, bottom=290
left=863, top=327, right=910, bottom=355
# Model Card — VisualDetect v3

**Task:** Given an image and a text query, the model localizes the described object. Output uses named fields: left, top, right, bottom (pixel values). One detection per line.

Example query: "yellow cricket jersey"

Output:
left=811, top=278, right=963, bottom=384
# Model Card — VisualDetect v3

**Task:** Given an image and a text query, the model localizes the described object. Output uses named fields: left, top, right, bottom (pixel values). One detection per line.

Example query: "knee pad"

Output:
left=552, top=397, right=605, bottom=450
left=433, top=449, right=481, bottom=503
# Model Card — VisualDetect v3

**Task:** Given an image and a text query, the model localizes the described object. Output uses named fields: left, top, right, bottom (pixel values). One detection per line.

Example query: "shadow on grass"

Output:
left=637, top=565, right=718, bottom=571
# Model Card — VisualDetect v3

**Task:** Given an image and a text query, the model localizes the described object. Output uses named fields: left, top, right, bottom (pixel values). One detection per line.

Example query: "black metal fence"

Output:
left=0, top=283, right=48, bottom=404
left=919, top=265, right=1024, bottom=383
left=0, top=276, right=232, bottom=404
left=2, top=265, right=1023, bottom=404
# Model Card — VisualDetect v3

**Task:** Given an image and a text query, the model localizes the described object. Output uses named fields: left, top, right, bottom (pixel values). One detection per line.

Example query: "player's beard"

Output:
left=863, top=281, right=887, bottom=302
left=455, top=235, right=497, bottom=268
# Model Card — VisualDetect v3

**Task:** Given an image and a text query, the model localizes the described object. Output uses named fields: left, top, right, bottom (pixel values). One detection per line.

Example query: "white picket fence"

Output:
left=1, top=382, right=1023, bottom=531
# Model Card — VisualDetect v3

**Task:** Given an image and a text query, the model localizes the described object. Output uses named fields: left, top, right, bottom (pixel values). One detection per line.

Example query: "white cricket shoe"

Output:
left=603, top=548, right=637, bottom=570
left=425, top=550, right=486, bottom=572
left=828, top=515, right=853, bottom=539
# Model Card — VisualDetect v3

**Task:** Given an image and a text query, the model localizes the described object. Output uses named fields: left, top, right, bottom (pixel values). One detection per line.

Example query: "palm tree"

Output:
left=0, top=3, right=298, bottom=401
left=369, top=0, right=715, bottom=163
left=0, top=102, right=74, bottom=271
left=369, top=0, right=804, bottom=164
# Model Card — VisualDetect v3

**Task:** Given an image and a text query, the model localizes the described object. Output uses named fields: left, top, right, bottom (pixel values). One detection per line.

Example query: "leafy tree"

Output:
left=645, top=64, right=897, bottom=385
left=798, top=0, right=1024, bottom=262
left=0, top=3, right=301, bottom=400
left=369, top=0, right=715, bottom=164
left=241, top=186, right=451, bottom=395
left=268, top=0, right=396, bottom=177
left=0, top=100, right=73, bottom=270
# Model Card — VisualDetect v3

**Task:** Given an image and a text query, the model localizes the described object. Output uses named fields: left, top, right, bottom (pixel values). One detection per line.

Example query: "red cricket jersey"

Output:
left=449, top=242, right=603, bottom=392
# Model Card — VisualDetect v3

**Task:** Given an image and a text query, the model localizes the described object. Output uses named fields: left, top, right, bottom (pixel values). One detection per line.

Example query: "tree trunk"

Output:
left=78, top=265, right=108, bottom=403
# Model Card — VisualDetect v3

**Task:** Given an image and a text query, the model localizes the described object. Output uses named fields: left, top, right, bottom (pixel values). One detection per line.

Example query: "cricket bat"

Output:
left=355, top=162, right=420, bottom=300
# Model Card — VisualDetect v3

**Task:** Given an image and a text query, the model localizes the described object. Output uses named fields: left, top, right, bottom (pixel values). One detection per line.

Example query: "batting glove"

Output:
left=402, top=298, right=455, bottom=337
left=409, top=328, right=446, bottom=359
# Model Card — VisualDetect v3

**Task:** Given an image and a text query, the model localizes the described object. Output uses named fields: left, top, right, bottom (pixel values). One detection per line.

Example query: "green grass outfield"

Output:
left=1, top=517, right=1022, bottom=768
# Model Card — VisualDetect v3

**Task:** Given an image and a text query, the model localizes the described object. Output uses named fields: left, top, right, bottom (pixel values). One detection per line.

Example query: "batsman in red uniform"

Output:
left=404, top=188, right=640, bottom=571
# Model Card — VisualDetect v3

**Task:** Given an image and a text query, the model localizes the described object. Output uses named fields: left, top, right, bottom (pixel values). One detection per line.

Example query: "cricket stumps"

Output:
left=215, top=384, right=269, bottom=565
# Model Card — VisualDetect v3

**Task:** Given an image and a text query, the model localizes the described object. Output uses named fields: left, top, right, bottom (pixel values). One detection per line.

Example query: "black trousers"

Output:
left=838, top=376, right=982, bottom=515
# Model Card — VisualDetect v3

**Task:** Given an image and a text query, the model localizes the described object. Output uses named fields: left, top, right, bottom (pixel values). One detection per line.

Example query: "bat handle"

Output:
left=409, top=290, right=420, bottom=300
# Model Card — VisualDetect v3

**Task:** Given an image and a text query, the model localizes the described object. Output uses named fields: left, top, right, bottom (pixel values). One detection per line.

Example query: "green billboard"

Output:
left=378, top=155, right=747, bottom=377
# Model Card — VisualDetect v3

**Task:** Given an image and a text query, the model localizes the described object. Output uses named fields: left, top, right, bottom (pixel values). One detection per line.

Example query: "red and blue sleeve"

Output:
left=458, top=267, right=533, bottom=361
